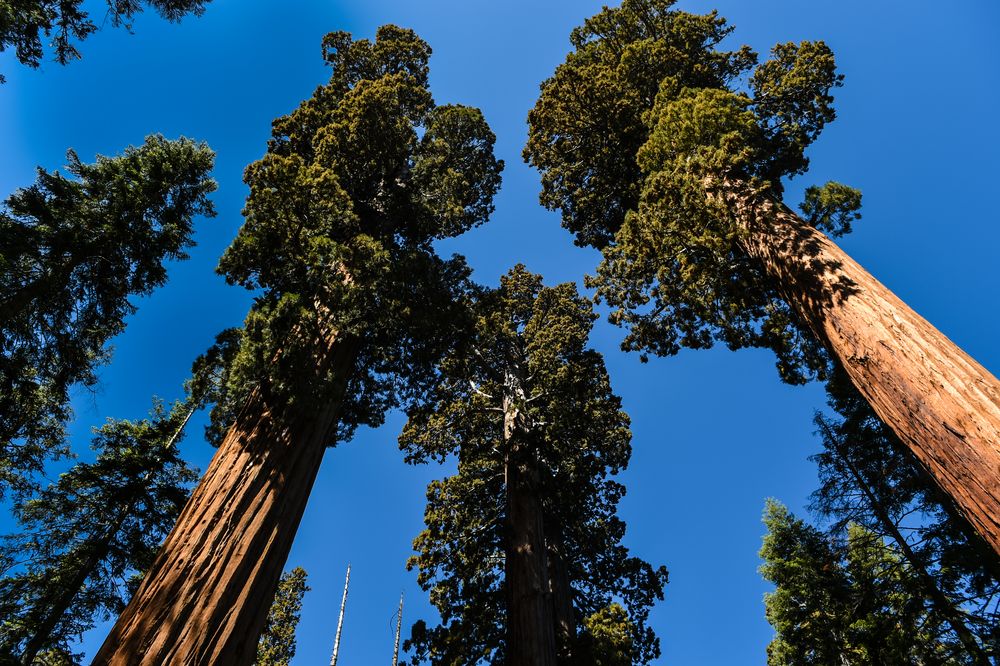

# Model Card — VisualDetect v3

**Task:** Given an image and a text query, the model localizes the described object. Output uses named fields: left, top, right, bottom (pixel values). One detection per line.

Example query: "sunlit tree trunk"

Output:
left=93, top=331, right=359, bottom=666
left=727, top=183, right=1000, bottom=557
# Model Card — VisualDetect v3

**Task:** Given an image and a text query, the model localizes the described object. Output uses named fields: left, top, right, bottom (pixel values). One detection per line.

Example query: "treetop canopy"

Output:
left=209, top=25, right=504, bottom=443
left=524, top=0, right=862, bottom=384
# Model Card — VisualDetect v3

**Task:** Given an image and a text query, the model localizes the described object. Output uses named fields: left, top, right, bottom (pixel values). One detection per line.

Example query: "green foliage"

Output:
left=760, top=501, right=987, bottom=665
left=213, top=26, right=502, bottom=443
left=808, top=370, right=999, bottom=661
left=255, top=567, right=309, bottom=666
left=760, top=369, right=1000, bottom=664
left=577, top=604, right=635, bottom=666
left=400, top=266, right=667, bottom=665
left=524, top=0, right=861, bottom=384
left=186, top=327, right=249, bottom=446
left=0, top=0, right=210, bottom=82
left=760, top=500, right=849, bottom=665
left=799, top=182, right=862, bottom=238
left=0, top=400, right=198, bottom=663
left=0, top=135, right=215, bottom=497
left=525, top=0, right=755, bottom=249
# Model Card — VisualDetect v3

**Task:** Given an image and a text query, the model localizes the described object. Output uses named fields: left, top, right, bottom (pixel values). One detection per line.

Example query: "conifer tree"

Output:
left=808, top=371, right=999, bottom=662
left=400, top=266, right=667, bottom=666
left=525, top=0, right=1000, bottom=554
left=255, top=568, right=309, bottom=666
left=760, top=501, right=993, bottom=665
left=0, top=0, right=211, bottom=82
left=0, top=135, right=216, bottom=498
left=94, top=26, right=502, bottom=665
left=0, top=400, right=198, bottom=665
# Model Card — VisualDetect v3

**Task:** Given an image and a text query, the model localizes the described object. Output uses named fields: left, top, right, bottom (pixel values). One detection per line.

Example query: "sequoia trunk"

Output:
left=504, top=436, right=557, bottom=666
left=93, top=330, right=359, bottom=665
left=547, top=535, right=575, bottom=662
left=728, top=184, right=1000, bottom=556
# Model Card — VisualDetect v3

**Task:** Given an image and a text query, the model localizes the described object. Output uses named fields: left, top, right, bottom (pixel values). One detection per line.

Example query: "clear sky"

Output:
left=2, top=1, right=999, bottom=663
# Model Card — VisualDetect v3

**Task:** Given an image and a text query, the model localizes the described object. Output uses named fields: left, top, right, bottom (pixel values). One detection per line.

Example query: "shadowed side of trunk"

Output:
left=546, top=534, right=575, bottom=664
left=729, top=184, right=1000, bottom=557
left=92, top=331, right=359, bottom=666
left=504, top=435, right=557, bottom=666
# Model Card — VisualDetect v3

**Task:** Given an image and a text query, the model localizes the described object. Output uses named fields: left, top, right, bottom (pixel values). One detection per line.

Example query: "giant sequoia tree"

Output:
left=94, top=26, right=502, bottom=665
left=524, top=0, right=1000, bottom=554
left=0, top=0, right=211, bottom=82
left=0, top=136, right=215, bottom=498
left=401, top=267, right=667, bottom=666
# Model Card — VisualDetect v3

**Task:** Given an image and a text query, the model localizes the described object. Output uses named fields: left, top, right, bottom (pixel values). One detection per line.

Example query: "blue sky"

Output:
left=2, top=0, right=999, bottom=663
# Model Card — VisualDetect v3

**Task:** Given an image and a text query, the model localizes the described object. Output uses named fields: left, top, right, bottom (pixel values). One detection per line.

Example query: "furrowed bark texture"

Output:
left=728, top=185, right=1000, bottom=556
left=504, top=441, right=557, bottom=666
left=93, top=331, right=359, bottom=666
left=546, top=536, right=576, bottom=662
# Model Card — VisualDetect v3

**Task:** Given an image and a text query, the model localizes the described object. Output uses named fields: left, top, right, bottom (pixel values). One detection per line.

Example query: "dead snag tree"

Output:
left=94, top=26, right=501, bottom=665
left=524, top=0, right=1000, bottom=555
left=401, top=266, right=667, bottom=666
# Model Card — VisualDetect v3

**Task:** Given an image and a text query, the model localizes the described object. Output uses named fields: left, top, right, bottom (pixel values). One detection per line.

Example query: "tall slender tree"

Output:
left=0, top=0, right=211, bottom=82
left=255, top=568, right=309, bottom=666
left=808, top=371, right=999, bottom=662
left=524, top=0, right=1000, bottom=554
left=761, top=500, right=991, bottom=665
left=0, top=399, right=198, bottom=665
left=400, top=266, right=667, bottom=666
left=0, top=135, right=216, bottom=498
left=94, top=26, right=502, bottom=665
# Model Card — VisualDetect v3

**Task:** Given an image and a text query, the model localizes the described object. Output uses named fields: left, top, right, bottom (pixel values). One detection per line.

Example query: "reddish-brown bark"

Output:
left=728, top=185, right=1000, bottom=557
left=504, top=438, right=558, bottom=666
left=92, top=331, right=359, bottom=665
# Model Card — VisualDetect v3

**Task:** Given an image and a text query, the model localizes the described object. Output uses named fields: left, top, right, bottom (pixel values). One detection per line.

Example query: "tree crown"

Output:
left=524, top=0, right=861, bottom=383
left=401, top=266, right=667, bottom=665
left=211, top=26, right=503, bottom=441
left=0, top=135, right=215, bottom=494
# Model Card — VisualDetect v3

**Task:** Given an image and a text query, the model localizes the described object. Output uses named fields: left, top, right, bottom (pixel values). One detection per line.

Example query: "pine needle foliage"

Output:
left=0, top=135, right=215, bottom=497
left=806, top=371, right=1000, bottom=662
left=0, top=400, right=198, bottom=664
left=760, top=501, right=994, bottom=665
left=0, top=0, right=211, bottom=82
left=255, top=567, right=309, bottom=666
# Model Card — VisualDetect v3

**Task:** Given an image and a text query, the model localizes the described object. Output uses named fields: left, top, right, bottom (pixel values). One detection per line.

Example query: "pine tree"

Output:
left=255, top=568, right=309, bottom=666
left=400, top=266, right=667, bottom=666
left=808, top=371, right=999, bottom=662
left=0, top=135, right=215, bottom=498
left=524, top=0, right=1000, bottom=554
left=0, top=400, right=198, bottom=665
left=760, top=500, right=987, bottom=665
left=94, top=26, right=502, bottom=665
left=0, top=0, right=210, bottom=83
